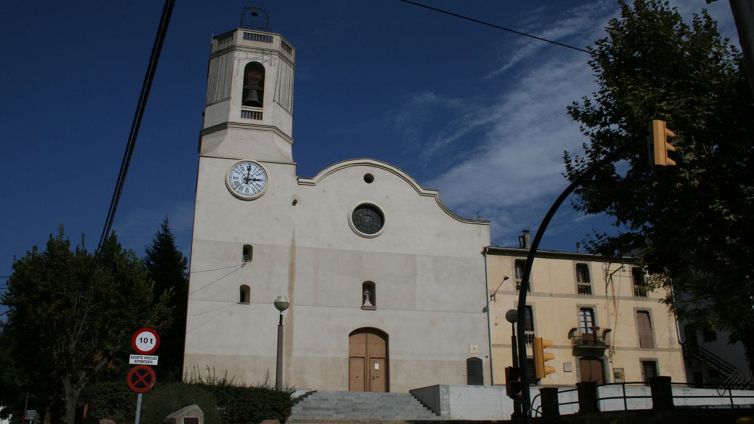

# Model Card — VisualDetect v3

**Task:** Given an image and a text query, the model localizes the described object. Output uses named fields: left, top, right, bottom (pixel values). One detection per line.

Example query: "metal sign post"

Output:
left=128, top=328, right=160, bottom=424
left=135, top=393, right=143, bottom=424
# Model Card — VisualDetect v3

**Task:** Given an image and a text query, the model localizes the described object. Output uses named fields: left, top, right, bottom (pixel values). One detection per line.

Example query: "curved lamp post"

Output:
left=274, top=295, right=290, bottom=391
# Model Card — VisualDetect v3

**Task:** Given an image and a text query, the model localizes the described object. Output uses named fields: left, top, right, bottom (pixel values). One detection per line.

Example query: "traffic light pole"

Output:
left=511, top=323, right=523, bottom=423
left=515, top=142, right=633, bottom=422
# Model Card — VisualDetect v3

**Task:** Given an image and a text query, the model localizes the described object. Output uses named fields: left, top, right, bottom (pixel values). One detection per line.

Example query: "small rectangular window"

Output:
left=523, top=305, right=535, bottom=345
left=524, top=305, right=534, bottom=332
left=576, top=263, right=592, bottom=295
left=640, top=360, right=658, bottom=382
left=632, top=267, right=647, bottom=297
left=514, top=259, right=531, bottom=291
left=579, top=308, right=596, bottom=334
left=636, top=311, right=655, bottom=348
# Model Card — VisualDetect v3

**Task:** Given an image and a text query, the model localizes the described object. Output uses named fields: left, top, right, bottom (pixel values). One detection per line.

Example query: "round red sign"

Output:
left=127, top=365, right=156, bottom=393
left=131, top=328, right=160, bottom=354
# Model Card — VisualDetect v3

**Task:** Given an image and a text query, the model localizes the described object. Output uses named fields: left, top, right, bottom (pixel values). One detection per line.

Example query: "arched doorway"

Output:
left=579, top=357, right=605, bottom=384
left=349, top=328, right=389, bottom=392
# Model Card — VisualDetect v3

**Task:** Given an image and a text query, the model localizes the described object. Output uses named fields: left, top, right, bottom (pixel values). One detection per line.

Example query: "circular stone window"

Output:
left=350, top=204, right=385, bottom=237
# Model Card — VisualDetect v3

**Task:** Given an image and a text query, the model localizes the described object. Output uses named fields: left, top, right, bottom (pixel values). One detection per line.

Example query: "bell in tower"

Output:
left=242, top=62, right=265, bottom=108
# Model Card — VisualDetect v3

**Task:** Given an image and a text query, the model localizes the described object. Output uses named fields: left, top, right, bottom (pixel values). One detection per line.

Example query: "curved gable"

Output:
left=298, top=158, right=489, bottom=226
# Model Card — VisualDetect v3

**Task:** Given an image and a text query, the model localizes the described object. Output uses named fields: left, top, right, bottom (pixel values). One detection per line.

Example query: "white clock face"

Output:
left=226, top=161, right=268, bottom=200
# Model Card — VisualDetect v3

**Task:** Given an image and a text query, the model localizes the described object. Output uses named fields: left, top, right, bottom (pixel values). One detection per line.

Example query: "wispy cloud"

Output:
left=485, top=1, right=611, bottom=79
left=393, top=0, right=737, bottom=247
left=419, top=1, right=613, bottom=244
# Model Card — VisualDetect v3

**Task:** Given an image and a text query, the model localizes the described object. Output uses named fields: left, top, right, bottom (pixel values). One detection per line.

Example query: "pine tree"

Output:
left=144, top=218, right=189, bottom=381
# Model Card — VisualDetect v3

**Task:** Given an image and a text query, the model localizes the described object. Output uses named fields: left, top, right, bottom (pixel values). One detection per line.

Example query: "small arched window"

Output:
left=362, top=281, right=376, bottom=310
left=239, top=285, right=251, bottom=304
left=242, top=244, right=253, bottom=263
left=242, top=62, right=265, bottom=107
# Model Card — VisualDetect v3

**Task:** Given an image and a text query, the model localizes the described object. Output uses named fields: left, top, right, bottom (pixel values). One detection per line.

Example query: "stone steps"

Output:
left=290, top=391, right=440, bottom=422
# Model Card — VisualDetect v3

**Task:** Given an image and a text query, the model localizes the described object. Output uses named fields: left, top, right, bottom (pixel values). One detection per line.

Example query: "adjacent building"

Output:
left=484, top=234, right=686, bottom=386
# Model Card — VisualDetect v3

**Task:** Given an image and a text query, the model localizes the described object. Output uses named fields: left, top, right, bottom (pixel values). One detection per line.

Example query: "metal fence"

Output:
left=531, top=380, right=754, bottom=417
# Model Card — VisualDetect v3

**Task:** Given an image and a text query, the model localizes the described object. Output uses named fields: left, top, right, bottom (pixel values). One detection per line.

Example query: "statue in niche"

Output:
left=362, top=288, right=374, bottom=308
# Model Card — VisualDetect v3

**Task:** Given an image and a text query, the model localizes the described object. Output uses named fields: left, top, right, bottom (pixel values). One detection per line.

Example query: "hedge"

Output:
left=80, top=380, right=291, bottom=424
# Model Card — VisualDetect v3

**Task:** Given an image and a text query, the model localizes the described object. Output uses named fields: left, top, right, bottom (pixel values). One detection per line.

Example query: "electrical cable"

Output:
left=190, top=263, right=245, bottom=274
left=96, top=0, right=176, bottom=255
left=189, top=265, right=244, bottom=295
left=397, top=0, right=590, bottom=54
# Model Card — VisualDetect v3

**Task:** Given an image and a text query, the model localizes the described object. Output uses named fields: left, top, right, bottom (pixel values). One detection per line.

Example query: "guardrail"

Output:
left=530, top=378, right=754, bottom=418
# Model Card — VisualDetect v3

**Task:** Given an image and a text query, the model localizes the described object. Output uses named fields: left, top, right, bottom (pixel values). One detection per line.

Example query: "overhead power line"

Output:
left=97, top=0, right=176, bottom=254
left=397, top=0, right=590, bottom=54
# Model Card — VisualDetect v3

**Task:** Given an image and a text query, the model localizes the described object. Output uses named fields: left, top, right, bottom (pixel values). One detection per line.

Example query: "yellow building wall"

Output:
left=485, top=249, right=686, bottom=387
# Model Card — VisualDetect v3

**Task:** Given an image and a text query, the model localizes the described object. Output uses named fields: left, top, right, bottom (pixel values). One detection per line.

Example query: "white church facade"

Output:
left=183, top=26, right=492, bottom=393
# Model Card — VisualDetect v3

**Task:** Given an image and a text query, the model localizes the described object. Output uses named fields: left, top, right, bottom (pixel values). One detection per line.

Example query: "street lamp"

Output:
left=274, top=295, right=290, bottom=391
left=506, top=309, right=523, bottom=423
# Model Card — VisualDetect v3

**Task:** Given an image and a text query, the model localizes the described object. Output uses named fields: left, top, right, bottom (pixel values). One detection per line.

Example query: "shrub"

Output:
left=80, top=381, right=135, bottom=423
left=197, top=384, right=291, bottom=424
left=81, top=367, right=291, bottom=424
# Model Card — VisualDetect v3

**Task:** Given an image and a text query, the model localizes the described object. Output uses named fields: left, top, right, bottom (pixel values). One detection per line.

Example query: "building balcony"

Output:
left=633, top=284, right=648, bottom=297
left=568, top=327, right=612, bottom=356
left=576, top=283, right=592, bottom=295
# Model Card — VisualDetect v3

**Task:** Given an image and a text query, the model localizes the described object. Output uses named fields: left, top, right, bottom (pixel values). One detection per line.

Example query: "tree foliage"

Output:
left=144, top=218, right=189, bottom=381
left=0, top=230, right=171, bottom=424
left=565, top=0, right=754, bottom=375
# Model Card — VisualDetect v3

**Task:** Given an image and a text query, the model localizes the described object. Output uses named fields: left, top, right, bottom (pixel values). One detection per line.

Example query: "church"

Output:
left=183, top=25, right=492, bottom=393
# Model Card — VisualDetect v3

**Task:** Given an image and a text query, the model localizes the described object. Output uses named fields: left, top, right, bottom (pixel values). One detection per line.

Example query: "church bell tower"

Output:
left=200, top=21, right=295, bottom=162
left=184, top=16, right=299, bottom=385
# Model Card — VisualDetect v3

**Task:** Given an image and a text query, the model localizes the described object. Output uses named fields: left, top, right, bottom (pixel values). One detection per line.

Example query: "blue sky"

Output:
left=0, top=1, right=737, bottom=293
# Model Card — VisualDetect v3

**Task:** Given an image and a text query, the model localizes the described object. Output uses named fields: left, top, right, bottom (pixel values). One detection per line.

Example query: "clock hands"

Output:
left=243, top=165, right=252, bottom=184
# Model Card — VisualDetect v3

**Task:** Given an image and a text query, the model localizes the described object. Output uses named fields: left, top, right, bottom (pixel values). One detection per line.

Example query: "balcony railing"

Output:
left=572, top=333, right=608, bottom=348
left=577, top=283, right=592, bottom=295
left=633, top=284, right=648, bottom=297
left=569, top=327, right=611, bottom=356
left=515, top=279, right=532, bottom=292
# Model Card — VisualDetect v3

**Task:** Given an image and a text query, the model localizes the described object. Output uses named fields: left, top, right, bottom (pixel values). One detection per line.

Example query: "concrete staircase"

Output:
left=289, top=391, right=440, bottom=422
left=684, top=344, right=754, bottom=388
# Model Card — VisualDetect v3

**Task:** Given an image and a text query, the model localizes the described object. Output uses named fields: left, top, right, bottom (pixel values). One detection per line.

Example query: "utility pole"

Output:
left=729, top=0, right=754, bottom=95
left=708, top=0, right=754, bottom=94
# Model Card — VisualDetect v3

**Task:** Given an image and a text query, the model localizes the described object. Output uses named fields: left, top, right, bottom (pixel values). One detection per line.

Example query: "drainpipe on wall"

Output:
left=482, top=246, right=494, bottom=385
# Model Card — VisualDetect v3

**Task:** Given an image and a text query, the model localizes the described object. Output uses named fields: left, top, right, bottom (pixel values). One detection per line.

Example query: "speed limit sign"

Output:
left=131, top=328, right=160, bottom=355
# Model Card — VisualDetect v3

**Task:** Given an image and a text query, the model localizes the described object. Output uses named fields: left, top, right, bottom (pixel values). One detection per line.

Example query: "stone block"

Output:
left=163, top=404, right=203, bottom=424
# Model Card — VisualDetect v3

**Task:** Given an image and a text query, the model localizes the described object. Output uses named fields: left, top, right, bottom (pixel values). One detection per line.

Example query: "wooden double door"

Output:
left=349, top=328, right=388, bottom=392
left=579, top=357, right=605, bottom=385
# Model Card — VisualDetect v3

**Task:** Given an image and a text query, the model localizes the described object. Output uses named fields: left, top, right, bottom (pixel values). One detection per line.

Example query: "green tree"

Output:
left=565, top=0, right=754, bottom=376
left=0, top=230, right=171, bottom=424
left=144, top=218, right=189, bottom=381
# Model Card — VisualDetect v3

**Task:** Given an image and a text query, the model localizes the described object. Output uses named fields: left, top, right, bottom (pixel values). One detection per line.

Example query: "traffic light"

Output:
left=650, top=119, right=677, bottom=166
left=533, top=337, right=556, bottom=380
left=505, top=366, right=522, bottom=398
